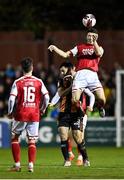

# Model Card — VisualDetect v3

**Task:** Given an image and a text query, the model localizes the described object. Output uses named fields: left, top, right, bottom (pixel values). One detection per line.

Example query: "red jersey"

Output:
left=70, top=43, right=100, bottom=72
left=10, top=75, right=48, bottom=122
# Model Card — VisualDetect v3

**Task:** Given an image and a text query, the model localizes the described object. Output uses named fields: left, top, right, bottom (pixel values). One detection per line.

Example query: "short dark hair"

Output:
left=21, top=57, right=33, bottom=73
left=59, top=61, right=74, bottom=69
left=87, top=27, right=98, bottom=34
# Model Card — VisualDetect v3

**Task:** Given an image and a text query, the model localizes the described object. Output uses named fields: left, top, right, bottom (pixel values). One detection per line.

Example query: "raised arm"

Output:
left=92, top=35, right=104, bottom=57
left=48, top=45, right=71, bottom=58
left=94, top=41, right=104, bottom=57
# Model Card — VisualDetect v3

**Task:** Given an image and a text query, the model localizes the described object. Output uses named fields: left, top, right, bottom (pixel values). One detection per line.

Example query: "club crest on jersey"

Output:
left=82, top=48, right=94, bottom=55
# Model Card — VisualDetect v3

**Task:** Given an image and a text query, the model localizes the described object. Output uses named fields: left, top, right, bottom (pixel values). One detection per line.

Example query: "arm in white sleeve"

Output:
left=84, top=88, right=95, bottom=109
left=40, top=94, right=50, bottom=113
left=83, top=114, right=88, bottom=130
left=51, top=92, right=60, bottom=105
left=8, top=95, right=16, bottom=114
left=48, top=45, right=71, bottom=58
left=40, top=80, right=50, bottom=113
left=8, top=81, right=17, bottom=115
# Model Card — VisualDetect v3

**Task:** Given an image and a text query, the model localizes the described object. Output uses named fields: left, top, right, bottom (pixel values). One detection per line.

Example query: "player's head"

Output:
left=59, top=61, right=75, bottom=78
left=21, top=57, right=33, bottom=73
left=87, top=27, right=98, bottom=34
left=86, top=27, right=98, bottom=44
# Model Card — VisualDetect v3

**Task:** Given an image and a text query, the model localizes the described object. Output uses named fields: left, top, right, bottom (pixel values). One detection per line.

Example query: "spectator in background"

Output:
left=0, top=59, right=120, bottom=118
left=5, top=63, right=15, bottom=79
left=46, top=74, right=57, bottom=98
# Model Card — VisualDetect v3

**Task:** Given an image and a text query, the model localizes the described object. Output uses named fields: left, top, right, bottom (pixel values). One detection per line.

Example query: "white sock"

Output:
left=77, top=154, right=83, bottom=160
left=28, top=162, right=33, bottom=168
left=15, top=162, right=20, bottom=167
left=69, top=151, right=73, bottom=155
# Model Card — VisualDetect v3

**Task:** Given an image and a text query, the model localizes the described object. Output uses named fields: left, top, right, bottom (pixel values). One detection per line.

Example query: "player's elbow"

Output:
left=97, top=52, right=103, bottom=57
left=96, top=48, right=104, bottom=57
left=45, top=94, right=50, bottom=105
left=63, top=51, right=70, bottom=58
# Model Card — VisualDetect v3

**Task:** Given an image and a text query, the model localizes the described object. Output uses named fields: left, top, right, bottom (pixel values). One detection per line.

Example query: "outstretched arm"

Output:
left=49, top=86, right=72, bottom=106
left=48, top=45, right=71, bottom=58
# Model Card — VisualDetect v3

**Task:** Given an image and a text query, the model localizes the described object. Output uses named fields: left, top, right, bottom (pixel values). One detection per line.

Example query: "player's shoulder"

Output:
left=31, top=75, right=42, bottom=81
left=14, top=76, right=25, bottom=83
left=31, top=76, right=45, bottom=85
left=77, top=43, right=86, bottom=49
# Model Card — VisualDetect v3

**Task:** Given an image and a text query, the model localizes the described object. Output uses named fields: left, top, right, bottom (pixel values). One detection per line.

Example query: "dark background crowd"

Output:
left=0, top=60, right=122, bottom=117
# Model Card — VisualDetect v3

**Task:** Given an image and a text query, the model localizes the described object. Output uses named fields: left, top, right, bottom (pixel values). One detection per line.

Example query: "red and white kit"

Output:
left=70, top=44, right=102, bottom=92
left=8, top=75, right=49, bottom=138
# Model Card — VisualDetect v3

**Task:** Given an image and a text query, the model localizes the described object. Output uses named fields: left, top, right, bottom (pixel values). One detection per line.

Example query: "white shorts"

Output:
left=72, top=69, right=102, bottom=92
left=12, top=120, right=39, bottom=140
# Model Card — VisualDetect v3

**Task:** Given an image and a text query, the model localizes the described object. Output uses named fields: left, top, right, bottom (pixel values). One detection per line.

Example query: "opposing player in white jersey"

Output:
left=48, top=28, right=106, bottom=117
left=8, top=57, right=49, bottom=172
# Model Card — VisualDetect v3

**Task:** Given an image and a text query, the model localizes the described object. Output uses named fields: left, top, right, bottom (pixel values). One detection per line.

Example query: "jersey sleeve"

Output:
left=41, top=80, right=49, bottom=95
left=10, top=81, right=18, bottom=96
left=70, top=46, right=78, bottom=57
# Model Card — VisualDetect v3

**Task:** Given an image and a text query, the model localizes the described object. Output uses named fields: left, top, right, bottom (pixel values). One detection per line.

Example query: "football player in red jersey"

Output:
left=8, top=57, right=49, bottom=172
left=48, top=28, right=106, bottom=117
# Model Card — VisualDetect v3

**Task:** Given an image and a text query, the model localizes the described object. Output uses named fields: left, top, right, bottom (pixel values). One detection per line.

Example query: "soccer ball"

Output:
left=82, top=14, right=96, bottom=28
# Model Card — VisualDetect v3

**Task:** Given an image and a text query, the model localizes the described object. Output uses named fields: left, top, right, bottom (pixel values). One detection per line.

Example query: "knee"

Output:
left=72, top=96, right=79, bottom=104
left=73, top=132, right=82, bottom=144
left=99, top=96, right=106, bottom=105
left=58, top=128, right=68, bottom=141
left=11, top=132, right=19, bottom=141
left=60, top=134, right=68, bottom=141
left=28, top=139, right=36, bottom=145
left=103, top=96, right=106, bottom=104
left=76, top=137, right=82, bottom=144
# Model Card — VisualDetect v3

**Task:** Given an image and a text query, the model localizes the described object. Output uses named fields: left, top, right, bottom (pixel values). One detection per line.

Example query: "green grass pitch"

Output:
left=0, top=146, right=124, bottom=179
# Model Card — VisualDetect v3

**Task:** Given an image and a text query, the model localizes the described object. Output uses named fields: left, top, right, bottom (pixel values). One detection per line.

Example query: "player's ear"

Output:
left=95, top=34, right=98, bottom=40
left=31, top=65, right=33, bottom=71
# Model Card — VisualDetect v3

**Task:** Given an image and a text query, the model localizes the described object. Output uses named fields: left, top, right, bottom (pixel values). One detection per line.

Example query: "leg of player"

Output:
left=94, top=88, right=106, bottom=117
left=76, top=114, right=89, bottom=166
left=28, top=139, right=37, bottom=172
left=27, top=122, right=39, bottom=172
left=58, top=127, right=71, bottom=167
left=82, top=114, right=90, bottom=166
left=67, top=138, right=75, bottom=161
left=72, top=90, right=85, bottom=117
left=76, top=138, right=90, bottom=166
left=68, top=129, right=75, bottom=161
left=73, top=130, right=90, bottom=167
left=10, top=133, right=21, bottom=172
left=76, top=145, right=83, bottom=166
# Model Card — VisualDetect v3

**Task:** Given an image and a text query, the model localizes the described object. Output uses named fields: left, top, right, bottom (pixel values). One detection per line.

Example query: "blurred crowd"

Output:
left=0, top=61, right=123, bottom=118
